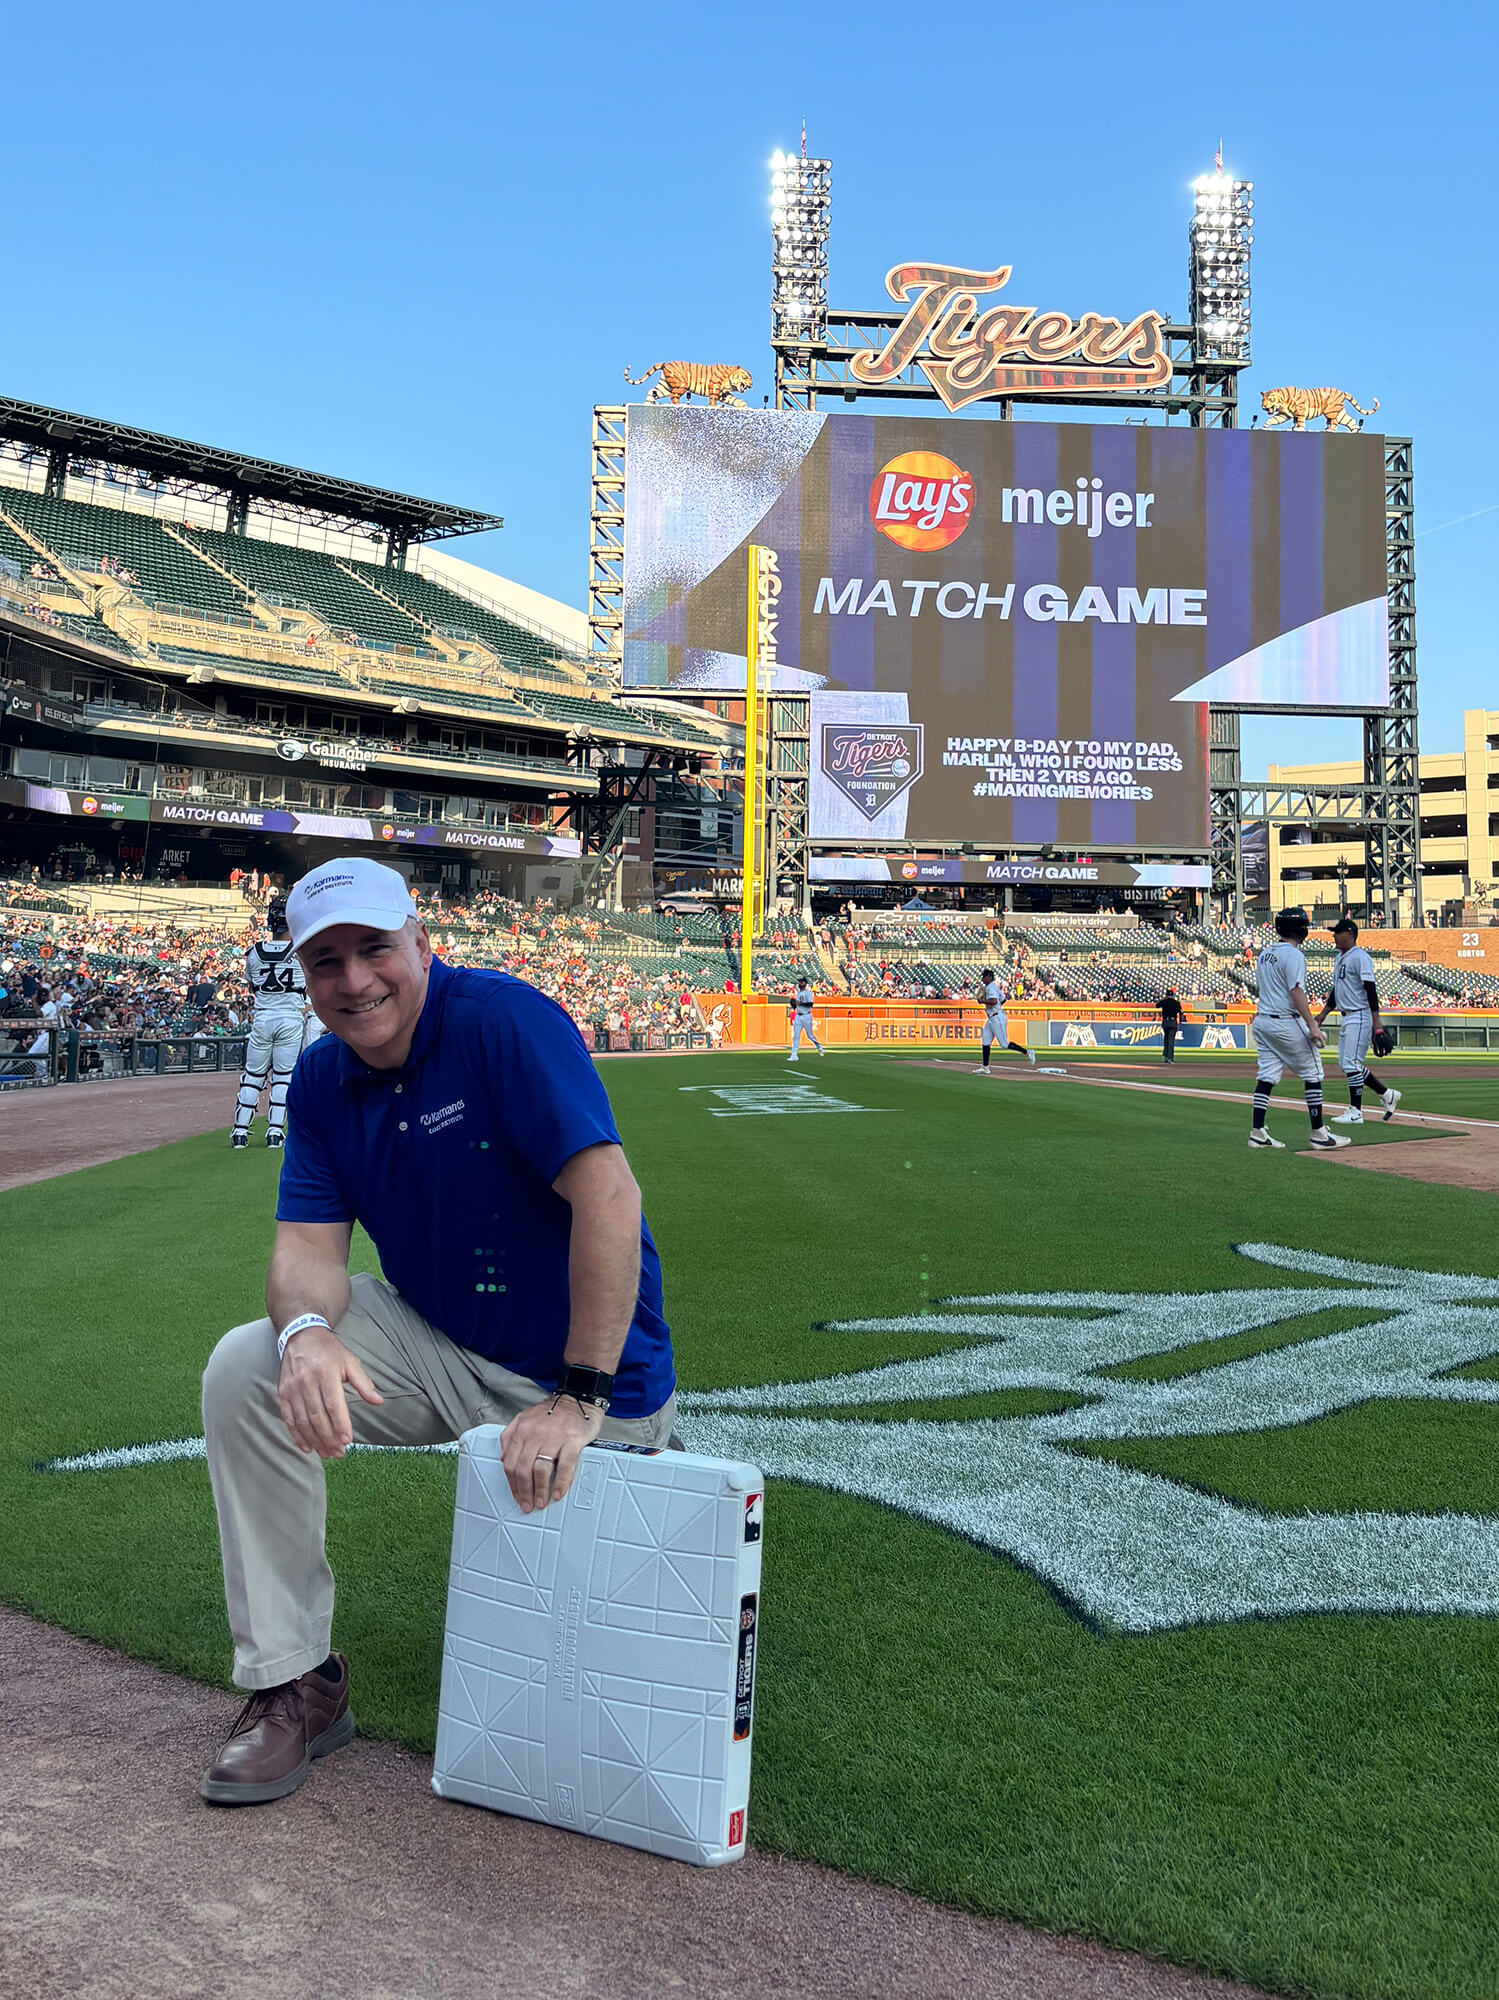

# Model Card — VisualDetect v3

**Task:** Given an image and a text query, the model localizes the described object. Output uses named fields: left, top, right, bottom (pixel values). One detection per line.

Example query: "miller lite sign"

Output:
left=821, top=722, right=924, bottom=821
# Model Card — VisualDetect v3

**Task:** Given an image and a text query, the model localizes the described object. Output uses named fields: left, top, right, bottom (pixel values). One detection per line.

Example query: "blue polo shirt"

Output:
left=276, top=957, right=674, bottom=1417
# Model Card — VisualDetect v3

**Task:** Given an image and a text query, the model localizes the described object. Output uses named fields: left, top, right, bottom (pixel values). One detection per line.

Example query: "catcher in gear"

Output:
left=1248, top=908, right=1349, bottom=1151
left=1314, top=916, right=1402, bottom=1125
left=232, top=894, right=311, bottom=1150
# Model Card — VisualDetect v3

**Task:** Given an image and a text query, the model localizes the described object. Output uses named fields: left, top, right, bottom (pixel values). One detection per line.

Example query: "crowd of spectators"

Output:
left=4, top=883, right=1498, bottom=1085
left=415, top=893, right=728, bottom=1041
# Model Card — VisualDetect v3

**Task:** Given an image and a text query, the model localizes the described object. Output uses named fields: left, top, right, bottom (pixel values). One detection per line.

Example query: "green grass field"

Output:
left=5, top=1050, right=1499, bottom=2000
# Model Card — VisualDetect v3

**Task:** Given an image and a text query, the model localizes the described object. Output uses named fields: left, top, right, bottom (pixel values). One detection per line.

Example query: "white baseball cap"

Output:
left=285, top=857, right=416, bottom=951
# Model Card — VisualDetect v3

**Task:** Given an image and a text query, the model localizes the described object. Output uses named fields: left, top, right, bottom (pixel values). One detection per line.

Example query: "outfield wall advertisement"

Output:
left=623, top=407, right=1389, bottom=853
left=1049, top=1019, right=1249, bottom=1050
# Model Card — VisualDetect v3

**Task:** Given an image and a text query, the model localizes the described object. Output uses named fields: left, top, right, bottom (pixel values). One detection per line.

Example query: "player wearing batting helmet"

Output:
left=1314, top=916, right=1402, bottom=1125
left=199, top=857, right=679, bottom=1805
left=1247, top=908, right=1350, bottom=1152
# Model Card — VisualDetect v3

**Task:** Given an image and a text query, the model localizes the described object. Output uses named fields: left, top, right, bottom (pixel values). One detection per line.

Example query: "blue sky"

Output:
left=3, top=0, right=1494, bottom=774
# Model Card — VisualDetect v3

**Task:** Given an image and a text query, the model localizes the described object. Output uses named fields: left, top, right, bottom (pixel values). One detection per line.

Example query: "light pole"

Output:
left=1336, top=853, right=1348, bottom=920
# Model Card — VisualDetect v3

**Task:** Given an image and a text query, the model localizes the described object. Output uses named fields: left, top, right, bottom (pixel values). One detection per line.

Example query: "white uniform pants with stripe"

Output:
left=1337, top=1009, right=1373, bottom=1082
left=1251, top=1014, right=1323, bottom=1085
left=234, top=1010, right=304, bottom=1135
left=981, top=1010, right=1008, bottom=1048
left=791, top=1014, right=821, bottom=1054
left=202, top=1273, right=680, bottom=1687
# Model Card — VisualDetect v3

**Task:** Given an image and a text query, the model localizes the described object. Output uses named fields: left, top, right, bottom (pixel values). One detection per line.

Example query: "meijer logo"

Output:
left=869, top=451, right=973, bottom=550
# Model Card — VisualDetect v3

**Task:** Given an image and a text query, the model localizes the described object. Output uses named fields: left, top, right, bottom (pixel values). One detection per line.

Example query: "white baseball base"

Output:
left=433, top=1427, right=764, bottom=1866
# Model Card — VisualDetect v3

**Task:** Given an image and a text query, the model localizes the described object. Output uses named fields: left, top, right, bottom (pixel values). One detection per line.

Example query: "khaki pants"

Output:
left=202, top=1272, right=680, bottom=1689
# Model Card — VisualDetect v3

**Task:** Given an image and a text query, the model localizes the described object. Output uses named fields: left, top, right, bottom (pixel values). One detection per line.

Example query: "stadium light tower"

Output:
left=1188, top=153, right=1253, bottom=365
left=770, top=138, right=831, bottom=351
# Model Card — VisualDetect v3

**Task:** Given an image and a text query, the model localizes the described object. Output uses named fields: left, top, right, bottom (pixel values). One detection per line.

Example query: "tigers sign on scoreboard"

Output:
left=622, top=406, right=1389, bottom=852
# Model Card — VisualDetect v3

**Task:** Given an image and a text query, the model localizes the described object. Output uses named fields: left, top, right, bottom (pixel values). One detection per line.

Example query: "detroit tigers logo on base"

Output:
left=41, top=1245, right=1499, bottom=1636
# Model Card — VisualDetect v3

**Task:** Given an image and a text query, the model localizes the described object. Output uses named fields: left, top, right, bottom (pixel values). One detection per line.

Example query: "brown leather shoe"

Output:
left=200, top=1654, right=354, bottom=1805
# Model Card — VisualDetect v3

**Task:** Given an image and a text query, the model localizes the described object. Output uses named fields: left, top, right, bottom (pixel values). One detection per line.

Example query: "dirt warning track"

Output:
left=0, top=1606, right=1273, bottom=2000
left=0, top=1072, right=237, bottom=1192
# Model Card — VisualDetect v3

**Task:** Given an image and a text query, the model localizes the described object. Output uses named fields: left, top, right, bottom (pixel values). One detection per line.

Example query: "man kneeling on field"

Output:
left=200, top=857, right=679, bottom=1805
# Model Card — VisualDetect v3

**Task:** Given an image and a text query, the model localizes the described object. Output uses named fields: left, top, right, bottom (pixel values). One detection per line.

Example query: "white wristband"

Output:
left=277, top=1312, right=331, bottom=1362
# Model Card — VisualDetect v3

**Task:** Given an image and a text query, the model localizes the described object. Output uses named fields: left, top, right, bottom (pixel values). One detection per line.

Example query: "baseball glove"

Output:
left=1371, top=1027, right=1395, bottom=1058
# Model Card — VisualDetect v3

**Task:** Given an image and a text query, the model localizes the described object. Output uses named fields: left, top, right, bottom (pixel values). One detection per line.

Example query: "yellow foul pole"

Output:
left=739, top=544, right=759, bottom=1001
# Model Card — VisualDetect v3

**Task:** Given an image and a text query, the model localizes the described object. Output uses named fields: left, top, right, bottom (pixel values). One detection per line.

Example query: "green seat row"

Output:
left=152, top=644, right=353, bottom=690
left=1, top=489, right=250, bottom=617
left=345, top=558, right=588, bottom=678
left=187, top=529, right=431, bottom=651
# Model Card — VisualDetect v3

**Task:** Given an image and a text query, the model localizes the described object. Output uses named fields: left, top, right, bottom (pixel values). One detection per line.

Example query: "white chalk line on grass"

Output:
left=910, top=1059, right=1499, bottom=1133
left=40, top=1436, right=458, bottom=1475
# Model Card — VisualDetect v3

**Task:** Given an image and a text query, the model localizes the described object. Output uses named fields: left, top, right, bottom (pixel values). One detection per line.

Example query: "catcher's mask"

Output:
left=267, top=895, right=290, bottom=936
left=1274, top=907, right=1311, bottom=942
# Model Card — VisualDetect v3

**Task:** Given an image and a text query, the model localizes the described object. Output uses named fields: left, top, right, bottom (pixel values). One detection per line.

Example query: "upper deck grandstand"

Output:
left=0, top=396, right=732, bottom=900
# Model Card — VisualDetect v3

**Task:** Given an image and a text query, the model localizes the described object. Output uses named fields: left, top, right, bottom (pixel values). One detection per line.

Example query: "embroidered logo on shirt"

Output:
left=420, top=1097, right=466, bottom=1134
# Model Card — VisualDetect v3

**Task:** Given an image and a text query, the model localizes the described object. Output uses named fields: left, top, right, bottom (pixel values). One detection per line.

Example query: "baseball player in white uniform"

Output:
left=1316, top=915, right=1402, bottom=1126
left=231, top=895, right=311, bottom=1151
left=973, top=965, right=1036, bottom=1074
left=1248, top=908, right=1349, bottom=1151
left=786, top=978, right=824, bottom=1062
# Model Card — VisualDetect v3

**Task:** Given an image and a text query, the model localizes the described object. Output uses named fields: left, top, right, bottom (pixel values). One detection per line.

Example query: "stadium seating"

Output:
left=344, top=559, right=589, bottom=679
left=749, top=950, right=823, bottom=993
left=846, top=959, right=968, bottom=998
left=151, top=643, right=354, bottom=691
left=1415, top=966, right=1499, bottom=1004
left=360, top=675, right=544, bottom=727
left=0, top=513, right=57, bottom=578
left=1370, top=968, right=1444, bottom=1008
left=0, top=582, right=135, bottom=655
left=0, top=491, right=251, bottom=617
left=841, top=918, right=991, bottom=958
left=0, top=509, right=183, bottom=656
left=186, top=529, right=432, bottom=651
left=1016, top=921, right=1176, bottom=955
left=603, top=910, right=729, bottom=946
left=509, top=687, right=719, bottom=751
left=1048, top=961, right=1243, bottom=1004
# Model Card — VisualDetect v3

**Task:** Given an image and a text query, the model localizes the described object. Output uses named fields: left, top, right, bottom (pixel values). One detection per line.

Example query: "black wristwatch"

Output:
left=556, top=1363, right=615, bottom=1414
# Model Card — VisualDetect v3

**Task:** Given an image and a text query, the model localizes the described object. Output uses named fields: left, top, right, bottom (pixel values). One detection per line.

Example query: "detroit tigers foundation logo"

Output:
left=821, top=724, right=924, bottom=821
left=42, top=1244, right=1499, bottom=1634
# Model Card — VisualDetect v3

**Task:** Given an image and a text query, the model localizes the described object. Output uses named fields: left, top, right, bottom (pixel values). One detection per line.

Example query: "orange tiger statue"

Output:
left=623, top=361, right=753, bottom=409
left=1259, top=386, right=1380, bottom=433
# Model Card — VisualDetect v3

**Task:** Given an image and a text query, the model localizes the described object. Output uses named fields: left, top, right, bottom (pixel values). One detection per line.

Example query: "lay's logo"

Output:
left=868, top=451, right=973, bottom=550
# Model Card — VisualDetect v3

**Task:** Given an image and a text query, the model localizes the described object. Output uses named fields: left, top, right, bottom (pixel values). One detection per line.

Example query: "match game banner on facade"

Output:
left=808, top=855, right=1211, bottom=889
left=0, top=778, right=582, bottom=861
left=623, top=406, right=1389, bottom=851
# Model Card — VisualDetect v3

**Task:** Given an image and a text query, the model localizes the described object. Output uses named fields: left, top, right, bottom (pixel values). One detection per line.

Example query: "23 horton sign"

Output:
left=849, top=261, right=1171, bottom=412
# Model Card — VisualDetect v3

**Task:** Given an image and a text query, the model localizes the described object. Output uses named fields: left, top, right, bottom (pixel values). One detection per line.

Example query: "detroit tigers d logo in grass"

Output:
left=43, top=1243, right=1499, bottom=1636
left=685, top=1245, right=1499, bottom=1634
